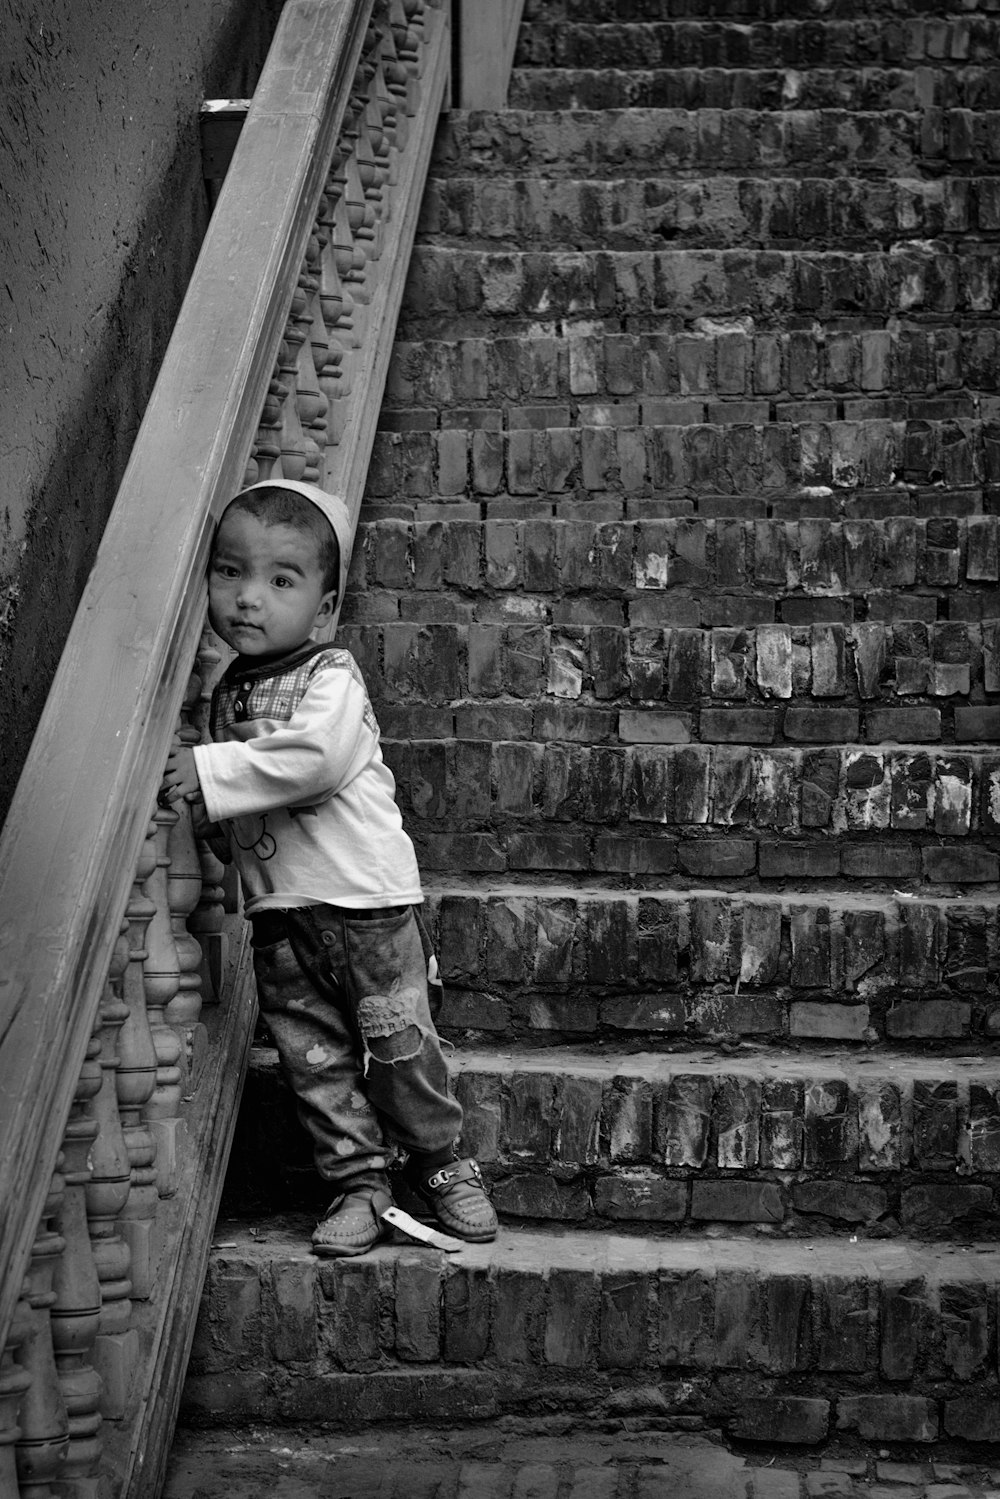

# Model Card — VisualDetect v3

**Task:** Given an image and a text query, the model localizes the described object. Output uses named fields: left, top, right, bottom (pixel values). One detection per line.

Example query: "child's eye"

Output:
left=213, top=563, right=240, bottom=579
left=273, top=576, right=294, bottom=589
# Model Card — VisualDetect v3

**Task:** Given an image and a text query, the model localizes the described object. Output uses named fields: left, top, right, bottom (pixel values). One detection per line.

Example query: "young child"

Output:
left=162, top=479, right=497, bottom=1256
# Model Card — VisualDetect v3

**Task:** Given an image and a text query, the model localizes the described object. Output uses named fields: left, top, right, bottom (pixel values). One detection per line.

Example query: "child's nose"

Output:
left=236, top=581, right=263, bottom=607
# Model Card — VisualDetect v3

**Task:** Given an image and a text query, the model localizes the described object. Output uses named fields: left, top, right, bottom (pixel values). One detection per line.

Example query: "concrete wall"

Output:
left=0, top=0, right=283, bottom=820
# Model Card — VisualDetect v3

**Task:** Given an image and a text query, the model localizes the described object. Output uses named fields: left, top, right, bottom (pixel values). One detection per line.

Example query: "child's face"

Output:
left=208, top=509, right=336, bottom=657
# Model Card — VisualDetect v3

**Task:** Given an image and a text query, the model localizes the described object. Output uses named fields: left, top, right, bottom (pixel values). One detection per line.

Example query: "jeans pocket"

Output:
left=251, top=937, right=302, bottom=1011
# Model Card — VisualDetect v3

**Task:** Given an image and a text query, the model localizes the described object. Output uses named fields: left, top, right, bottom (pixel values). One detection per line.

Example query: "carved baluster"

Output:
left=14, top=1173, right=69, bottom=1495
left=293, top=248, right=327, bottom=482
left=331, top=96, right=369, bottom=356
left=390, top=0, right=418, bottom=79
left=252, top=367, right=284, bottom=482
left=275, top=322, right=308, bottom=482
left=89, top=923, right=138, bottom=1416
left=305, top=222, right=336, bottom=465
left=165, top=687, right=210, bottom=1095
left=0, top=1296, right=33, bottom=1495
left=379, top=15, right=407, bottom=164
left=317, top=180, right=353, bottom=440
left=241, top=445, right=260, bottom=488
left=116, top=827, right=161, bottom=1301
left=341, top=155, right=373, bottom=352
left=369, top=30, right=395, bottom=192
left=50, top=1030, right=104, bottom=1495
left=190, top=625, right=231, bottom=1004
left=347, top=72, right=378, bottom=253
left=143, top=804, right=187, bottom=1198
left=398, top=0, right=426, bottom=114
left=191, top=837, right=229, bottom=1005
left=356, top=48, right=387, bottom=247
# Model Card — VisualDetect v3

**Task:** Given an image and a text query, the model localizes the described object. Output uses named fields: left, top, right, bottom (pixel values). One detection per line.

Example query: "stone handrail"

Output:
left=0, top=1, right=449, bottom=1492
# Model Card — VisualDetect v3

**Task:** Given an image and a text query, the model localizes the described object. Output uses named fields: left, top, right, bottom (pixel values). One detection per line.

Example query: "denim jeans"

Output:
left=250, top=903, right=463, bottom=1188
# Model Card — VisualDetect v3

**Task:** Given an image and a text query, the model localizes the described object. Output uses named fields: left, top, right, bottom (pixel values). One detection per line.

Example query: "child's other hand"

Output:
left=162, top=744, right=202, bottom=804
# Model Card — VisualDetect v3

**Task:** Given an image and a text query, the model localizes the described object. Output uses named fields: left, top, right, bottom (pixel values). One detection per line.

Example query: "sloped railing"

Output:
left=0, top=2, right=450, bottom=1493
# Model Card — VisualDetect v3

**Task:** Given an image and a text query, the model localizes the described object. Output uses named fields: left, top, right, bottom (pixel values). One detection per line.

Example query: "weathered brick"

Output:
left=790, top=1004, right=870, bottom=1041
left=493, top=1268, right=544, bottom=1366
left=270, top=1259, right=318, bottom=1364
left=587, top=899, right=632, bottom=984
left=444, top=1263, right=492, bottom=1363
left=196, top=1256, right=262, bottom=1373
left=886, top=1001, right=970, bottom=1040
left=760, top=843, right=839, bottom=879
left=866, top=707, right=942, bottom=743
left=785, top=708, right=859, bottom=742
left=655, top=1074, right=712, bottom=1168
left=923, top=846, right=1000, bottom=883
left=701, top=709, right=776, bottom=744
left=836, top=1394, right=938, bottom=1443
left=713, top=1268, right=762, bottom=1369
left=902, top=1184, right=996, bottom=1234
left=493, top=1174, right=589, bottom=1221
left=320, top=1257, right=391, bottom=1371
left=943, top=1396, right=1000, bottom=1442
left=691, top=1182, right=783, bottom=1223
left=858, top=1080, right=901, bottom=1172
left=793, top=1181, right=888, bottom=1225
left=594, top=1174, right=686, bottom=1223
left=545, top=1269, right=599, bottom=1367
left=599, top=1270, right=653, bottom=1368
left=730, top=1397, right=829, bottom=1446
left=658, top=1269, right=713, bottom=1368
left=939, top=1280, right=990, bottom=1380
left=678, top=841, right=756, bottom=878
left=761, top=1080, right=803, bottom=1171
left=817, top=1278, right=874, bottom=1372
left=790, top=906, right=832, bottom=989
left=395, top=1255, right=442, bottom=1363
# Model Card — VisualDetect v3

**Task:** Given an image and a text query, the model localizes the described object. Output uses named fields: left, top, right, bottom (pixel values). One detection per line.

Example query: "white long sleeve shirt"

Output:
left=193, top=644, right=422, bottom=915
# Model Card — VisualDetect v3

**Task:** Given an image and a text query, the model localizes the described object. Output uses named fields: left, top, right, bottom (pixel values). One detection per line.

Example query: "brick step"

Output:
left=419, top=174, right=997, bottom=252
left=373, top=690, right=998, bottom=755
left=523, top=0, right=1000, bottom=22
left=382, top=742, right=1000, bottom=871
left=374, top=692, right=1000, bottom=761
left=231, top=1044, right=1000, bottom=1237
left=398, top=246, right=998, bottom=336
left=507, top=65, right=1000, bottom=112
left=157, top=1426, right=1000, bottom=1499
left=184, top=1224, right=1000, bottom=1445
left=433, top=110, right=995, bottom=182
left=412, top=887, right=999, bottom=1047
left=345, top=630, right=1000, bottom=742
left=384, top=328, right=1000, bottom=411
left=347, top=516, right=1000, bottom=622
left=366, top=417, right=995, bottom=516
left=514, top=19, right=1000, bottom=69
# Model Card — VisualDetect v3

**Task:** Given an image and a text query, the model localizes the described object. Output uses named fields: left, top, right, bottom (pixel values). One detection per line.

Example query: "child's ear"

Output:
left=315, top=590, right=338, bottom=626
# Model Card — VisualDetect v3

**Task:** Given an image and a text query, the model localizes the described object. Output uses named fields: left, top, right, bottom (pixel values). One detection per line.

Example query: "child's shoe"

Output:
left=311, top=1184, right=393, bottom=1257
left=405, top=1157, right=498, bottom=1243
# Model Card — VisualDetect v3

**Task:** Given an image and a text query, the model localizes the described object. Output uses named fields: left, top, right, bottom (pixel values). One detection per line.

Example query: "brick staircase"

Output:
left=182, top=0, right=1000, bottom=1454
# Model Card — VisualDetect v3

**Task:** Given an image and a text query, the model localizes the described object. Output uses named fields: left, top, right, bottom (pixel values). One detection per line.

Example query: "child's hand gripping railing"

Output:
left=0, top=2, right=449, bottom=1493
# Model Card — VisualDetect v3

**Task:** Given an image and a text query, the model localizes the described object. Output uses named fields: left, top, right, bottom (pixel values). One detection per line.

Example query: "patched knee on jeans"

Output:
left=358, top=989, right=425, bottom=1065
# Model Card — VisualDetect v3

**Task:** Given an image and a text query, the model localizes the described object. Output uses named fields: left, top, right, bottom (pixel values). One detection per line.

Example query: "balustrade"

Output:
left=0, top=1, right=452, bottom=1493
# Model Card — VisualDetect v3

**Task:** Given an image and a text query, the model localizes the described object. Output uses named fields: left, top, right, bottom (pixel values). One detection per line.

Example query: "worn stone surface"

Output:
left=165, top=1423, right=1000, bottom=1499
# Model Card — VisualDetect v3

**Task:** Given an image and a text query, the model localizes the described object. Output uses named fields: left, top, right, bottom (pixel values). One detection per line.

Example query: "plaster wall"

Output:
left=0, top=0, right=282, bottom=819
